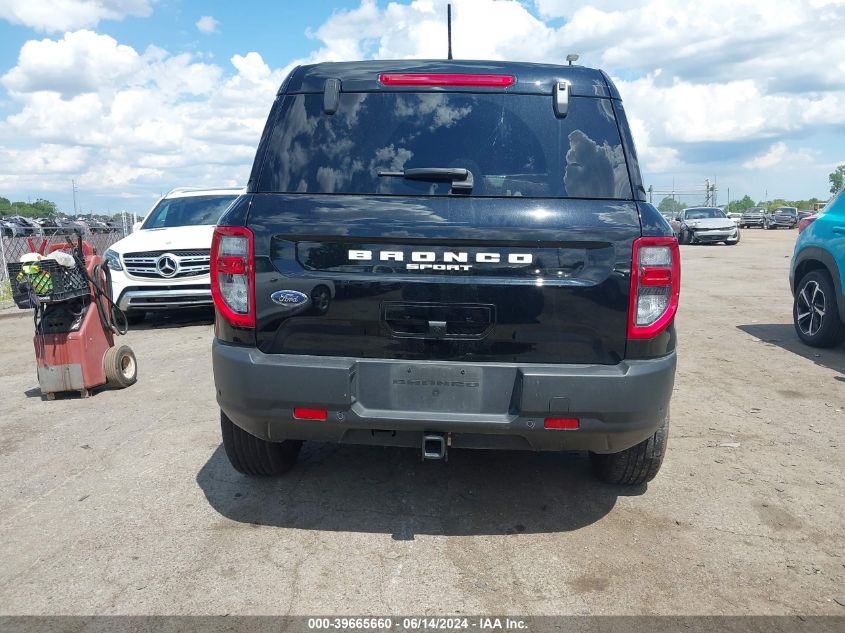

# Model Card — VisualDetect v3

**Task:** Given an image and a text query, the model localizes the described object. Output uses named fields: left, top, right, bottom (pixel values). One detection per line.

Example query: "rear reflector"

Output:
left=378, top=73, right=515, bottom=87
left=544, top=417, right=580, bottom=430
left=293, top=407, right=328, bottom=421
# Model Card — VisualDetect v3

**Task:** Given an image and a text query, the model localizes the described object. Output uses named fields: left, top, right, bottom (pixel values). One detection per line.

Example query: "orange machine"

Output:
left=10, top=236, right=137, bottom=400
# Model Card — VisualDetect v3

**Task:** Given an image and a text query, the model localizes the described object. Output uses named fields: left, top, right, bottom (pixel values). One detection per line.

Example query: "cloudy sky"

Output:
left=0, top=0, right=843, bottom=214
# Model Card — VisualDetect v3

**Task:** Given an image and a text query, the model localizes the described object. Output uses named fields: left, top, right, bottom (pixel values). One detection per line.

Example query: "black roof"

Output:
left=283, top=59, right=621, bottom=99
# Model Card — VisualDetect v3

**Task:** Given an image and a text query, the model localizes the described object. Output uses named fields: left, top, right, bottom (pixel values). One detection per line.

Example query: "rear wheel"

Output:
left=793, top=270, right=845, bottom=348
left=221, top=411, right=302, bottom=476
left=104, top=345, right=137, bottom=388
left=590, top=414, right=668, bottom=485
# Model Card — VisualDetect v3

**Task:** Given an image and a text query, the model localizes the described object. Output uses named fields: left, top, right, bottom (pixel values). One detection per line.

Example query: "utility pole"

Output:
left=704, top=178, right=711, bottom=205
left=72, top=179, right=78, bottom=215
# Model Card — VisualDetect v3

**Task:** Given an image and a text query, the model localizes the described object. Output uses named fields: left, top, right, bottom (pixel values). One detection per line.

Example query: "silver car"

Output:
left=678, top=207, right=740, bottom=245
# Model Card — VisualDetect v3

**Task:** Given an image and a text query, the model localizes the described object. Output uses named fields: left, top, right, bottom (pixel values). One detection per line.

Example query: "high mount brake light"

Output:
left=628, top=236, right=681, bottom=339
left=378, top=73, right=515, bottom=87
left=211, top=226, right=255, bottom=328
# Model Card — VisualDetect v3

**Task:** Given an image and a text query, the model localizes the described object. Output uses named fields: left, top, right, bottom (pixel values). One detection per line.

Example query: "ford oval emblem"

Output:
left=271, top=290, right=309, bottom=306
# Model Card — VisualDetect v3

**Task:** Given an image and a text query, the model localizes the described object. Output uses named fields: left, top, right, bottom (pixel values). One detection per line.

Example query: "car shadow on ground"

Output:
left=737, top=323, right=845, bottom=375
left=128, top=308, right=214, bottom=331
left=197, top=443, right=642, bottom=538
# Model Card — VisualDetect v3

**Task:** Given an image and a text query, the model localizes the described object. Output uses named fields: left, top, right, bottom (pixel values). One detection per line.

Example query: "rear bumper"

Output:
left=213, top=342, right=676, bottom=454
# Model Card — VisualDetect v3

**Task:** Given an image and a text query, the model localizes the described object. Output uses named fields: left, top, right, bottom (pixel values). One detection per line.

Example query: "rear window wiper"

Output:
left=378, top=167, right=473, bottom=193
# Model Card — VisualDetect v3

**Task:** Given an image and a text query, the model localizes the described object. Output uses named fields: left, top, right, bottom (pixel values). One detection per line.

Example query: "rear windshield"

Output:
left=257, top=92, right=632, bottom=199
left=142, top=195, right=238, bottom=229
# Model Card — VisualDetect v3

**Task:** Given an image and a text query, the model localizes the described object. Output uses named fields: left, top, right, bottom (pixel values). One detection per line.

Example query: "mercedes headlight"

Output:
left=104, top=248, right=123, bottom=271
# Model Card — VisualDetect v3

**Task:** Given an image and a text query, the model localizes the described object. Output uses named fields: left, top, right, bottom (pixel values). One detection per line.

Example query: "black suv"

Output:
left=212, top=60, right=679, bottom=485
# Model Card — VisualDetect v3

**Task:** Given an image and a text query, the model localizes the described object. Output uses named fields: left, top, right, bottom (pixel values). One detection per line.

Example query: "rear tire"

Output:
left=104, top=345, right=137, bottom=388
left=590, top=414, right=668, bottom=485
left=793, top=270, right=845, bottom=348
left=221, top=411, right=302, bottom=476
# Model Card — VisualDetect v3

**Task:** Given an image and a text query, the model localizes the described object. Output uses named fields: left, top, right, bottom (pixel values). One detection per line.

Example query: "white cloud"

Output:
left=0, top=31, right=282, bottom=204
left=742, top=143, right=816, bottom=170
left=0, top=0, right=152, bottom=32
left=742, top=142, right=789, bottom=170
left=2, top=31, right=142, bottom=98
left=534, top=0, right=646, bottom=18
left=195, top=15, right=219, bottom=34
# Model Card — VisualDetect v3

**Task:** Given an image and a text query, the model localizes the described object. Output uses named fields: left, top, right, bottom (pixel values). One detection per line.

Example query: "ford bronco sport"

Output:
left=212, top=60, right=679, bottom=485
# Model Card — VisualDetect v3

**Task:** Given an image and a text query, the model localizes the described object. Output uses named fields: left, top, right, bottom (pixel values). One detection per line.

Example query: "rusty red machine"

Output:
left=8, top=233, right=137, bottom=399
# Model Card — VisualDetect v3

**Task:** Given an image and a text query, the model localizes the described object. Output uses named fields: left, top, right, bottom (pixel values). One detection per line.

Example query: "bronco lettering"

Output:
left=348, top=249, right=533, bottom=269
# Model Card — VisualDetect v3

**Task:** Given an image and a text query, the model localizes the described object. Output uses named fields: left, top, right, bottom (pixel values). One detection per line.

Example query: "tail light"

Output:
left=628, top=236, right=680, bottom=339
left=211, top=226, right=255, bottom=328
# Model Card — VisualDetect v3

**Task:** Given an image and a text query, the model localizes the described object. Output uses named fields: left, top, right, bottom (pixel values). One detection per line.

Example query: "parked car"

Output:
left=34, top=216, right=71, bottom=235
left=740, top=207, right=767, bottom=228
left=790, top=190, right=845, bottom=347
left=727, top=212, right=743, bottom=226
left=211, top=59, right=679, bottom=486
left=86, top=220, right=111, bottom=234
left=660, top=211, right=681, bottom=236
left=766, top=206, right=798, bottom=229
left=0, top=218, right=16, bottom=237
left=104, top=187, right=244, bottom=324
left=677, top=207, right=740, bottom=245
left=66, top=218, right=91, bottom=234
left=3, top=215, right=41, bottom=236
left=798, top=214, right=819, bottom=233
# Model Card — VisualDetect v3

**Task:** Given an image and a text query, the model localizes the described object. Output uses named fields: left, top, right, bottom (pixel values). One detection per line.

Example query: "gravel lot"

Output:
left=0, top=228, right=842, bottom=616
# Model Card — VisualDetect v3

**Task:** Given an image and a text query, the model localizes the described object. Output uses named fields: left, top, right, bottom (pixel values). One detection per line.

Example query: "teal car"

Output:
left=790, top=190, right=845, bottom=347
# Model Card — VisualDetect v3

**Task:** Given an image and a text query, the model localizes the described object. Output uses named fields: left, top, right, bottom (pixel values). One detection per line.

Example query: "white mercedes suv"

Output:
left=104, top=187, right=243, bottom=323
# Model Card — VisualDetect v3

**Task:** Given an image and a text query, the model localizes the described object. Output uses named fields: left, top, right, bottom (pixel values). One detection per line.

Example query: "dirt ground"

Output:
left=0, top=228, right=842, bottom=616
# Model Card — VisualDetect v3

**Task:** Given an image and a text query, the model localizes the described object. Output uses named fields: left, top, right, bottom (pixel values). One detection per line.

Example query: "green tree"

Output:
left=0, top=195, right=62, bottom=217
left=31, top=198, right=58, bottom=215
left=727, top=195, right=755, bottom=213
left=657, top=196, right=684, bottom=216
left=830, top=164, right=845, bottom=194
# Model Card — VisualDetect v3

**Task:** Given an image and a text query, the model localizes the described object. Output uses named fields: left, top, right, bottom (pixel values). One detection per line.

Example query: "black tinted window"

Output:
left=143, top=195, right=238, bottom=229
left=258, top=92, right=631, bottom=199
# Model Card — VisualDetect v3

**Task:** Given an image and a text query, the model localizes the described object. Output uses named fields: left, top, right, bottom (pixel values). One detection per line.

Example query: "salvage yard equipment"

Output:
left=6, top=232, right=137, bottom=399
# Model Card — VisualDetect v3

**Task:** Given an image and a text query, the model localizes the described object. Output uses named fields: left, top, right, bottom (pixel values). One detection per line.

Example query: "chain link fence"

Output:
left=1, top=231, right=126, bottom=302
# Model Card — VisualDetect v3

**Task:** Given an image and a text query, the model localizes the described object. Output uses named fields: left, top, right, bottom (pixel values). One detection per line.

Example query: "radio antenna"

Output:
left=447, top=3, right=453, bottom=59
